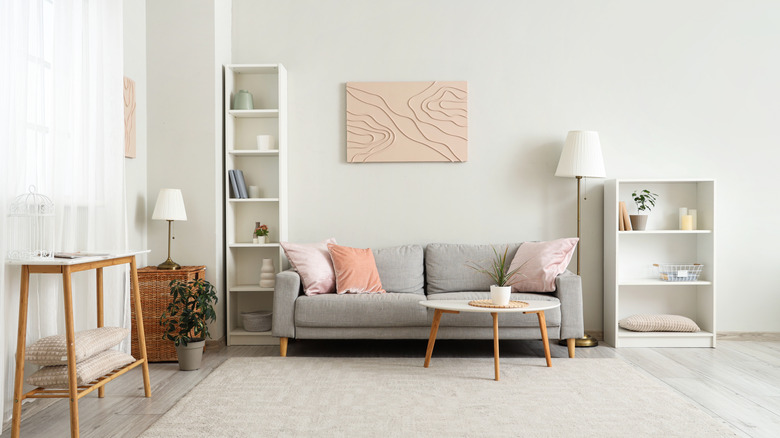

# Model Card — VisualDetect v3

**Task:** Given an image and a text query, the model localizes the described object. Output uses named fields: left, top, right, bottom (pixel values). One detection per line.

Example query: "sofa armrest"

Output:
left=272, top=269, right=301, bottom=339
left=553, top=270, right=584, bottom=340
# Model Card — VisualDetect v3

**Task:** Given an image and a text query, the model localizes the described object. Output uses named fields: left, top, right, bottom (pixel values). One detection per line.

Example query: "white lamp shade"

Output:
left=152, top=189, right=187, bottom=221
left=555, top=131, right=606, bottom=178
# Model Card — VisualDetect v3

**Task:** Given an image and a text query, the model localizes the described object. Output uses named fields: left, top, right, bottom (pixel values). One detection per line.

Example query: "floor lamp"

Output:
left=555, top=131, right=606, bottom=347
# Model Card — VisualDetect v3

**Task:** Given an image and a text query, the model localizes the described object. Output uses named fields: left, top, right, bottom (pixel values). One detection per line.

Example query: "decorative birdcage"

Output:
left=7, top=186, right=55, bottom=260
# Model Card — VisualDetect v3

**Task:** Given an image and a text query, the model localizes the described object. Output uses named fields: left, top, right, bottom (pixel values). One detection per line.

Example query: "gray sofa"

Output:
left=272, top=243, right=584, bottom=357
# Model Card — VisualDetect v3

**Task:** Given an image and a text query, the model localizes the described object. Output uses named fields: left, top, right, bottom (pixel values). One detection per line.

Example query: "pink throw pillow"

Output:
left=280, top=238, right=337, bottom=295
left=327, top=244, right=386, bottom=294
left=508, top=238, right=579, bottom=292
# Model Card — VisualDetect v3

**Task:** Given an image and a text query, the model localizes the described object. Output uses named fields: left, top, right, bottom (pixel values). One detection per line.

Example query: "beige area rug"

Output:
left=141, top=357, right=736, bottom=438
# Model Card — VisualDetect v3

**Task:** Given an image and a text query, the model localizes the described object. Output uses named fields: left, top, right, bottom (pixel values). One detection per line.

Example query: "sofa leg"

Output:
left=567, top=338, right=575, bottom=358
left=280, top=337, right=288, bottom=357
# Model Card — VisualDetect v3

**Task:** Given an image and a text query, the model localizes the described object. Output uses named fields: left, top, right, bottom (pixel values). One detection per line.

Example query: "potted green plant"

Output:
left=466, top=246, right=525, bottom=306
left=630, top=189, right=659, bottom=231
left=159, top=278, right=218, bottom=371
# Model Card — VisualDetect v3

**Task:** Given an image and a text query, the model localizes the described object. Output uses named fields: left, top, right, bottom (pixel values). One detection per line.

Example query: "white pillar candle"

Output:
left=681, top=215, right=693, bottom=230
left=678, top=207, right=688, bottom=230
left=248, top=185, right=261, bottom=198
left=688, top=209, right=697, bottom=230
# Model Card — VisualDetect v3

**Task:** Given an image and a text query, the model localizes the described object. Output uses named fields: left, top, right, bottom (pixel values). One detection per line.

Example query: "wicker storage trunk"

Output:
left=131, top=265, right=206, bottom=362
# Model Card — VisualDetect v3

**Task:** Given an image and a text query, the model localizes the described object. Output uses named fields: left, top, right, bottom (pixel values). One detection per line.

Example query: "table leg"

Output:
left=535, top=311, right=552, bottom=367
left=96, top=267, right=105, bottom=398
left=492, top=312, right=500, bottom=381
left=130, top=257, right=152, bottom=397
left=62, top=267, right=80, bottom=438
left=424, top=309, right=444, bottom=368
left=11, top=265, right=31, bottom=438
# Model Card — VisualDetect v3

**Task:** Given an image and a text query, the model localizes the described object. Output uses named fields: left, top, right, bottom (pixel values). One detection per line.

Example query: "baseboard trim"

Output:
left=717, top=332, right=780, bottom=342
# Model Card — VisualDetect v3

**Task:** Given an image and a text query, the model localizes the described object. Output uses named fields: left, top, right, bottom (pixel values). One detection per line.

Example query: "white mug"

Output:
left=256, top=135, right=275, bottom=150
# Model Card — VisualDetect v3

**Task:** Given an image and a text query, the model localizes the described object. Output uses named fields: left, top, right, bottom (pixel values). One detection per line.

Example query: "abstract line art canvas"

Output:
left=346, top=81, right=468, bottom=162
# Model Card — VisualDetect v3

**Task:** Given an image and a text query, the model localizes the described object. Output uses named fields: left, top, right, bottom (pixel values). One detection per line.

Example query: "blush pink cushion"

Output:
left=327, top=244, right=386, bottom=294
left=508, top=238, right=579, bottom=292
left=280, top=238, right=337, bottom=295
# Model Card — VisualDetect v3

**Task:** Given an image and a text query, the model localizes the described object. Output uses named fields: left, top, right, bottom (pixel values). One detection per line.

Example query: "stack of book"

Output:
left=228, top=170, right=248, bottom=198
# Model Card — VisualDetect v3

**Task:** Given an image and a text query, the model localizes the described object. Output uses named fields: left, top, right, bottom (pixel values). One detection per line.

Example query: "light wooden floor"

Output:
left=3, top=337, right=780, bottom=437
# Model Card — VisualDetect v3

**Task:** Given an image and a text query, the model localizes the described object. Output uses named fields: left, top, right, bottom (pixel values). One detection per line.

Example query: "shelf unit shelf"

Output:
left=228, top=109, right=279, bottom=118
left=229, top=285, right=275, bottom=293
left=228, top=198, right=280, bottom=203
left=224, top=63, right=287, bottom=346
left=604, top=178, right=716, bottom=348
left=618, top=230, right=711, bottom=235
left=228, top=150, right=279, bottom=157
left=227, top=328, right=275, bottom=346
left=618, top=279, right=712, bottom=286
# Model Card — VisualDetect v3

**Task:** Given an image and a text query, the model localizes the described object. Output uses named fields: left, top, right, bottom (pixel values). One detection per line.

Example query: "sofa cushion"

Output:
left=281, top=238, right=337, bottom=295
left=619, top=314, right=700, bottom=332
left=373, top=244, right=424, bottom=294
left=25, top=326, right=129, bottom=366
left=328, top=243, right=385, bottom=294
left=295, top=293, right=428, bottom=327
left=509, top=238, right=579, bottom=292
left=426, top=292, right=561, bottom=327
left=27, top=350, right=135, bottom=388
left=425, top=243, right=522, bottom=294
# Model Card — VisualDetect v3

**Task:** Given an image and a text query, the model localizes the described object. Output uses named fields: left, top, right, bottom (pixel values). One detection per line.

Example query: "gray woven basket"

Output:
left=241, top=311, right=272, bottom=332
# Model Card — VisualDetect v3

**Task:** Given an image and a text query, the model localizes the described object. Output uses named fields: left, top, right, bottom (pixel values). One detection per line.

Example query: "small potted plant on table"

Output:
left=466, top=246, right=525, bottom=306
left=630, top=189, right=659, bottom=231
left=159, top=278, right=218, bottom=371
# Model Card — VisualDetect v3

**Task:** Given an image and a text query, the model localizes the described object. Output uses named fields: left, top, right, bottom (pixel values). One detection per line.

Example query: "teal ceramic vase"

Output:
left=233, top=90, right=254, bottom=110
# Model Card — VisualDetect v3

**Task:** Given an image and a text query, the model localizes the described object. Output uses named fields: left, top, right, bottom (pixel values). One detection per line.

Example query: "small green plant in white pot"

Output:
left=630, top=189, right=659, bottom=231
left=466, top=246, right=525, bottom=306
left=159, top=278, right=218, bottom=371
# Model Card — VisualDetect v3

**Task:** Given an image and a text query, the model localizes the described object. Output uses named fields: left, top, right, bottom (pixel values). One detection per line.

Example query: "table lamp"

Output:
left=555, top=130, right=606, bottom=347
left=152, top=188, right=187, bottom=270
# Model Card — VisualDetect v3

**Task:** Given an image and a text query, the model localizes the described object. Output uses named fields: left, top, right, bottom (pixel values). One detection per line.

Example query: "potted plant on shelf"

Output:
left=253, top=222, right=269, bottom=244
left=630, top=189, right=659, bottom=231
left=159, top=278, right=218, bottom=371
left=466, top=246, right=525, bottom=306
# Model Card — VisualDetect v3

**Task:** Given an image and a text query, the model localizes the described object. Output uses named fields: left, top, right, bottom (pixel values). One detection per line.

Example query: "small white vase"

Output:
left=490, top=285, right=512, bottom=306
left=260, top=258, right=275, bottom=288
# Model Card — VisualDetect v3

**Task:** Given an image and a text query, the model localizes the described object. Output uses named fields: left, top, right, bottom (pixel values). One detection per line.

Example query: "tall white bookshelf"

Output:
left=604, top=179, right=716, bottom=348
left=224, top=64, right=287, bottom=346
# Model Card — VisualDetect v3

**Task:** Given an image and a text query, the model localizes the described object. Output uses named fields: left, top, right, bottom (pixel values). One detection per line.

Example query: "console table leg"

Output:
left=130, top=257, right=152, bottom=398
left=12, top=265, right=31, bottom=438
left=492, top=312, right=500, bottom=381
left=96, top=267, right=105, bottom=398
left=62, top=267, right=80, bottom=438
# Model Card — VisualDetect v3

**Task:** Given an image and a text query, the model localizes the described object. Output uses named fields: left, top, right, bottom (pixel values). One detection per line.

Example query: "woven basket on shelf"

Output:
left=130, top=266, right=206, bottom=362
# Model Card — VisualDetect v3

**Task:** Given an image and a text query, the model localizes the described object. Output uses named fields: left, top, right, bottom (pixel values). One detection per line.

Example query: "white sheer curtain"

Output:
left=0, top=0, right=126, bottom=424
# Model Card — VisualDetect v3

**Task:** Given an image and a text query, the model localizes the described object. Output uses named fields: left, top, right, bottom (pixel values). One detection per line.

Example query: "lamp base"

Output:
left=157, top=258, right=181, bottom=270
left=559, top=333, right=599, bottom=348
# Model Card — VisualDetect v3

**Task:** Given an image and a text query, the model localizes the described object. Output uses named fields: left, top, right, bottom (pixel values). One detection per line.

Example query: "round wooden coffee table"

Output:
left=419, top=299, right=561, bottom=381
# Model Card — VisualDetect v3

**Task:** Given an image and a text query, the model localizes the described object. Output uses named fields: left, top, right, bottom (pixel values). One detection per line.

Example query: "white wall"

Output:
left=227, top=0, right=780, bottom=332
left=124, top=0, right=148, bottom=265
left=146, top=0, right=230, bottom=340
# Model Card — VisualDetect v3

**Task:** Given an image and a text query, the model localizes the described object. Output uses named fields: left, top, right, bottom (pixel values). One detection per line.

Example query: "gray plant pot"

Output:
left=629, top=214, right=648, bottom=231
left=176, top=340, right=205, bottom=371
